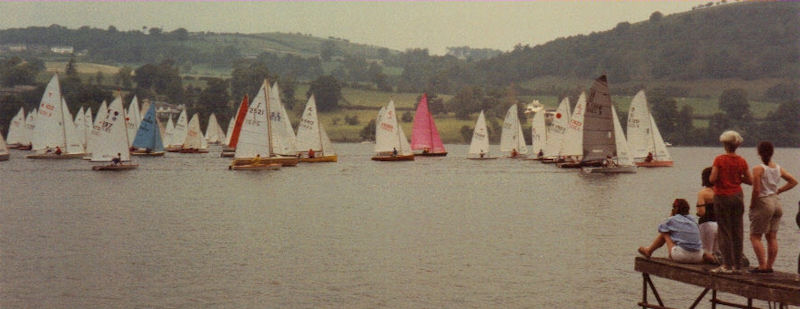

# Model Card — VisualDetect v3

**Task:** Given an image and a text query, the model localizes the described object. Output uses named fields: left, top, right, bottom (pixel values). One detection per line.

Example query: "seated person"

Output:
left=645, top=152, right=654, bottom=163
left=112, top=153, right=121, bottom=165
left=603, top=155, right=617, bottom=167
left=54, top=146, right=62, bottom=155
left=638, top=199, right=704, bottom=263
left=510, top=148, right=518, bottom=158
left=308, top=148, right=315, bottom=158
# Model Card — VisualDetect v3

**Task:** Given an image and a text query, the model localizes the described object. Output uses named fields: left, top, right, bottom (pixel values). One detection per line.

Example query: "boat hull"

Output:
left=467, top=157, right=498, bottom=160
left=15, top=144, right=32, bottom=150
left=229, top=163, right=281, bottom=170
left=231, top=156, right=299, bottom=167
left=26, top=152, right=86, bottom=159
left=557, top=162, right=582, bottom=168
left=130, top=151, right=165, bottom=157
left=582, top=166, right=638, bottom=174
left=92, top=164, right=139, bottom=171
left=299, top=155, right=338, bottom=163
left=220, top=151, right=235, bottom=158
left=178, top=148, right=209, bottom=154
left=165, top=146, right=182, bottom=152
left=636, top=161, right=673, bottom=167
left=371, top=154, right=414, bottom=161
left=0, top=153, right=8, bottom=161
left=414, top=152, right=447, bottom=157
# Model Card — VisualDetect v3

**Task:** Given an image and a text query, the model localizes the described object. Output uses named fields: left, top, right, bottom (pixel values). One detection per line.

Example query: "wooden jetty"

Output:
left=634, top=257, right=800, bottom=309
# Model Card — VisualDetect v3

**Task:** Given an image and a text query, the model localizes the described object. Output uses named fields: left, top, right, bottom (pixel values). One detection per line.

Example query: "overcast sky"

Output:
left=0, top=1, right=708, bottom=55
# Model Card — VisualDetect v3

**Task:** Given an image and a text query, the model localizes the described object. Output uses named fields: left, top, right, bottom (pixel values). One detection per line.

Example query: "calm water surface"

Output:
left=2, top=144, right=799, bottom=308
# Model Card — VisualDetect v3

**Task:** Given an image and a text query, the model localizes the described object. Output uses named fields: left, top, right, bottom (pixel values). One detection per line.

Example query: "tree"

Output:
left=649, top=11, right=663, bottom=22
left=320, top=41, right=337, bottom=61
left=230, top=58, right=272, bottom=101
left=719, top=88, right=751, bottom=123
left=450, top=86, right=484, bottom=119
left=460, top=125, right=473, bottom=143
left=95, top=71, right=104, bottom=85
left=360, top=119, right=376, bottom=141
left=115, top=66, right=133, bottom=89
left=307, top=75, right=342, bottom=112
left=65, top=56, right=79, bottom=79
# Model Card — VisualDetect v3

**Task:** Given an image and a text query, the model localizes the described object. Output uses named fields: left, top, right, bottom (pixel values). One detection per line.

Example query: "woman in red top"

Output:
left=709, top=130, right=752, bottom=273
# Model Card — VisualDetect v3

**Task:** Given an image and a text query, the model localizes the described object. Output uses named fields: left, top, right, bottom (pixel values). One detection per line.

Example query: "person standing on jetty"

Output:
left=697, top=167, right=720, bottom=264
left=638, top=199, right=704, bottom=263
left=709, top=130, right=752, bottom=274
left=748, top=141, right=797, bottom=273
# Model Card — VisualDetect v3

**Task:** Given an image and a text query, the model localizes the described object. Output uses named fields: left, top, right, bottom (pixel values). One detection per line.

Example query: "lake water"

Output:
left=1, top=144, right=799, bottom=308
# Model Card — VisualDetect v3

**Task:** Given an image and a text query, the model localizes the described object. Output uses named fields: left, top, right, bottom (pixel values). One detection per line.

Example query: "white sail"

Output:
left=319, top=123, right=335, bottom=156
left=171, top=109, right=188, bottom=148
left=612, top=105, right=634, bottom=166
left=626, top=90, right=652, bottom=160
left=268, top=83, right=296, bottom=156
left=224, top=116, right=235, bottom=145
left=468, top=110, right=490, bottom=157
left=87, top=101, right=108, bottom=155
left=375, top=101, right=398, bottom=153
left=62, top=98, right=84, bottom=154
left=542, top=97, right=571, bottom=158
left=6, top=107, right=26, bottom=146
left=90, top=96, right=130, bottom=162
left=126, top=96, right=141, bottom=146
left=234, top=81, right=271, bottom=159
left=296, top=95, right=323, bottom=152
left=163, top=116, right=175, bottom=148
left=500, top=105, right=527, bottom=154
left=74, top=106, right=86, bottom=149
left=397, top=120, right=412, bottom=155
left=183, top=113, right=205, bottom=149
left=561, top=93, right=586, bottom=157
left=32, top=75, right=66, bottom=151
left=205, top=113, right=223, bottom=143
left=531, top=109, right=546, bottom=155
left=23, top=108, right=36, bottom=147
left=84, top=107, right=92, bottom=150
left=650, top=114, right=672, bottom=161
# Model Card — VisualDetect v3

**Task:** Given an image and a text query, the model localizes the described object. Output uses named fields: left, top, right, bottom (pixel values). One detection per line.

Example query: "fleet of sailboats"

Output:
left=3, top=72, right=667, bottom=176
left=410, top=93, right=447, bottom=156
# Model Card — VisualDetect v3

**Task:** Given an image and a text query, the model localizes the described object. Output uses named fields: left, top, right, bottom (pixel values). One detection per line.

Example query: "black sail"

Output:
left=581, top=75, right=616, bottom=165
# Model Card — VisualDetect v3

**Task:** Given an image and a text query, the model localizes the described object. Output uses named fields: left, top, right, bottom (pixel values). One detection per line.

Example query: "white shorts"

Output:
left=671, top=246, right=703, bottom=264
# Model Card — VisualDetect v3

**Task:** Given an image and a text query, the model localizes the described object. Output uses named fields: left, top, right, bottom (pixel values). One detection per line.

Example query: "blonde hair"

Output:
left=719, top=130, right=743, bottom=152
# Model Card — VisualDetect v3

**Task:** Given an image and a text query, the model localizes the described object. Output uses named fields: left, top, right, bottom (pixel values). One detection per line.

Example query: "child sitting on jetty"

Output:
left=638, top=199, right=704, bottom=263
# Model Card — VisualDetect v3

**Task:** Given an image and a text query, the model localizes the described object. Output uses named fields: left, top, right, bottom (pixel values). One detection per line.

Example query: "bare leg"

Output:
left=639, top=233, right=666, bottom=258
left=750, top=233, right=767, bottom=270
left=663, top=233, right=676, bottom=259
left=765, top=231, right=778, bottom=270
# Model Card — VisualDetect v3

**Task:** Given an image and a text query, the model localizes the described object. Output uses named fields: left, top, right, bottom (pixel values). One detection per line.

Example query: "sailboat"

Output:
left=410, top=93, right=447, bottom=156
left=583, top=105, right=637, bottom=174
left=91, top=95, right=137, bottom=170
left=541, top=97, right=571, bottom=163
left=296, top=95, right=337, bottom=162
left=74, top=106, right=87, bottom=151
left=268, top=82, right=297, bottom=157
left=86, top=101, right=107, bottom=157
left=125, top=96, right=141, bottom=147
left=467, top=110, right=496, bottom=160
left=179, top=113, right=209, bottom=153
left=576, top=75, right=636, bottom=174
left=372, top=100, right=414, bottom=161
left=83, top=107, right=93, bottom=151
left=163, top=115, right=175, bottom=151
left=500, top=104, right=528, bottom=158
left=27, top=75, right=85, bottom=159
left=626, top=90, right=674, bottom=167
left=230, top=79, right=297, bottom=169
left=0, top=130, right=9, bottom=161
left=557, top=93, right=587, bottom=168
left=221, top=95, right=248, bottom=157
left=165, top=109, right=188, bottom=152
left=204, top=113, right=226, bottom=144
left=131, top=103, right=165, bottom=156
left=6, top=107, right=27, bottom=149
left=21, top=108, right=36, bottom=150
left=526, top=107, right=546, bottom=160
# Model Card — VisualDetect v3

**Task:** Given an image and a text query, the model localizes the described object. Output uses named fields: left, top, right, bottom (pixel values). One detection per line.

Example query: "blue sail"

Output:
left=132, top=104, right=164, bottom=152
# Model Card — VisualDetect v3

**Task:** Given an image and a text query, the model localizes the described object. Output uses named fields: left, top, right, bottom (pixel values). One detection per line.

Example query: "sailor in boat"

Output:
left=308, top=148, right=315, bottom=159
left=511, top=148, right=518, bottom=158
left=537, top=150, right=544, bottom=159
left=252, top=154, right=261, bottom=164
left=55, top=146, right=62, bottom=155
left=423, top=147, right=430, bottom=154
left=645, top=152, right=654, bottom=163
left=112, top=153, right=121, bottom=166
left=603, top=155, right=617, bottom=168
left=479, top=150, right=485, bottom=158
left=392, top=147, right=398, bottom=157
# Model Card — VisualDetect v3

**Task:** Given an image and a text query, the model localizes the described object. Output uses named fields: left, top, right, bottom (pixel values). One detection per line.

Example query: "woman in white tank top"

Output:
left=749, top=141, right=798, bottom=273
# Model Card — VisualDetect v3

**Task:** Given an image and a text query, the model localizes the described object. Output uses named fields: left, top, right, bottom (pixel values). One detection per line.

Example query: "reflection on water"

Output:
left=1, top=145, right=798, bottom=308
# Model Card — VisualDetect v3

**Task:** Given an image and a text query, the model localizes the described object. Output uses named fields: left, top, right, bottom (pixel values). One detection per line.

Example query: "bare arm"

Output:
left=751, top=166, right=762, bottom=207
left=696, top=190, right=706, bottom=217
left=741, top=165, right=753, bottom=186
left=778, top=167, right=798, bottom=194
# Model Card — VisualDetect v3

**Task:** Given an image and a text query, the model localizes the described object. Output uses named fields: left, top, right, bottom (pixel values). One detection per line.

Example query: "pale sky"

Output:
left=0, top=1, right=707, bottom=55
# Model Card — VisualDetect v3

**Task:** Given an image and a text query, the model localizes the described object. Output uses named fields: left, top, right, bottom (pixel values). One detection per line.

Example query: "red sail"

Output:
left=227, top=95, right=249, bottom=148
left=410, top=93, right=446, bottom=154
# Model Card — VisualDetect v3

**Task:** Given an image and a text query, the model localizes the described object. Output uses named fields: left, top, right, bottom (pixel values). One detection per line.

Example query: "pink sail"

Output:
left=410, top=94, right=446, bottom=154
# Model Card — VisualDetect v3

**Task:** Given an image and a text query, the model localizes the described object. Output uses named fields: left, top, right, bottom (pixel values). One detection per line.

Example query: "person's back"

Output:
left=713, top=153, right=749, bottom=196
